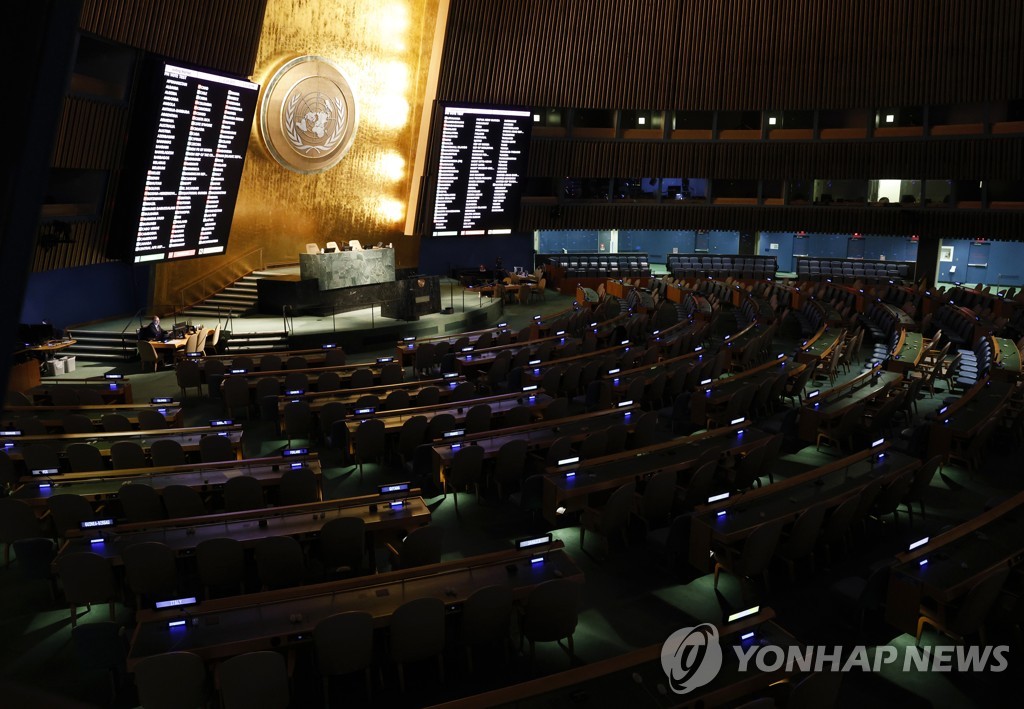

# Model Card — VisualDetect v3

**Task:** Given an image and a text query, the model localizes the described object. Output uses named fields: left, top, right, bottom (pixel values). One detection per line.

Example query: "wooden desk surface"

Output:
left=57, top=495, right=429, bottom=566
left=26, top=339, right=77, bottom=354
left=285, top=375, right=461, bottom=407
left=993, top=336, right=1022, bottom=374
left=4, top=425, right=244, bottom=469
left=28, top=381, right=133, bottom=404
left=127, top=542, right=582, bottom=669
left=13, top=456, right=321, bottom=507
left=797, top=368, right=901, bottom=442
left=888, top=330, right=924, bottom=370
left=430, top=405, right=642, bottom=486
left=342, top=393, right=553, bottom=444
left=927, top=378, right=1016, bottom=458
left=885, top=490, right=1024, bottom=633
left=691, top=360, right=791, bottom=426
left=2, top=405, right=184, bottom=432
left=689, top=445, right=918, bottom=569
left=431, top=611, right=799, bottom=709
left=541, top=424, right=769, bottom=524
left=150, top=338, right=189, bottom=351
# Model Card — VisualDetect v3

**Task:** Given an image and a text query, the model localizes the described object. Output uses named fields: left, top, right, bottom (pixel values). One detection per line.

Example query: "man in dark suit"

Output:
left=139, top=315, right=167, bottom=342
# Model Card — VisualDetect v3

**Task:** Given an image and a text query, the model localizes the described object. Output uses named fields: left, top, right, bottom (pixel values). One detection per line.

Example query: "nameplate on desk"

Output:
left=377, top=357, right=394, bottom=364
left=402, top=337, right=416, bottom=342
left=516, top=534, right=552, bottom=550
left=31, top=468, right=59, bottom=477
left=617, top=400, right=633, bottom=408
left=443, top=372, right=459, bottom=380
left=154, top=596, right=197, bottom=610
left=727, top=605, right=760, bottom=623
left=0, top=430, right=22, bottom=437
left=442, top=429, right=465, bottom=440
left=209, top=419, right=233, bottom=427
left=522, top=385, right=538, bottom=392
left=284, top=389, right=304, bottom=396
left=908, top=537, right=929, bottom=552
left=151, top=397, right=173, bottom=405
left=528, top=359, right=541, bottom=366
left=353, top=407, right=375, bottom=416
left=557, top=456, right=580, bottom=467
left=806, top=390, right=820, bottom=399
left=104, top=373, right=124, bottom=380
left=185, top=352, right=203, bottom=358
left=229, top=368, right=248, bottom=375
left=80, top=518, right=115, bottom=530
left=322, top=343, right=338, bottom=349
left=282, top=447, right=308, bottom=457
left=379, top=482, right=410, bottom=497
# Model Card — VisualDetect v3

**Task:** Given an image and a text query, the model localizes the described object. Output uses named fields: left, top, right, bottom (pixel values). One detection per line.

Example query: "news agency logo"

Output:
left=659, top=625, right=1011, bottom=696
left=660, top=624, right=724, bottom=695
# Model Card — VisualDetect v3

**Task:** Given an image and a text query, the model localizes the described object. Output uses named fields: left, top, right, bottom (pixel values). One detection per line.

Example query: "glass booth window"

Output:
left=955, top=180, right=984, bottom=205
left=661, top=178, right=708, bottom=201
left=923, top=179, right=953, bottom=207
left=623, top=110, right=663, bottom=130
left=869, top=179, right=922, bottom=206
left=612, top=178, right=652, bottom=200
left=612, top=178, right=659, bottom=200
left=532, top=108, right=565, bottom=127
left=813, top=179, right=867, bottom=206
left=573, top=108, right=615, bottom=129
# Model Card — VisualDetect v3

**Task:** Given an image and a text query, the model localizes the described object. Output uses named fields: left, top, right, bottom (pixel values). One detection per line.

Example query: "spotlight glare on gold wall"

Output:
left=150, top=0, right=440, bottom=310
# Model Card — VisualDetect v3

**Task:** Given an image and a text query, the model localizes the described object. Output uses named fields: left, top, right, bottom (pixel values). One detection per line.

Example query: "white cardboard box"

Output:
left=60, top=355, right=76, bottom=373
left=46, top=359, right=65, bottom=376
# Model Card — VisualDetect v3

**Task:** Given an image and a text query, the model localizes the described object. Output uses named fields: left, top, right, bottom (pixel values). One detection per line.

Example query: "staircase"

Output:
left=181, top=274, right=261, bottom=320
left=222, top=330, right=290, bottom=354
left=63, top=328, right=141, bottom=363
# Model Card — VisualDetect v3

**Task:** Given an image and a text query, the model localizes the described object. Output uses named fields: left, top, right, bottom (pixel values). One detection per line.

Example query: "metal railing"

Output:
left=175, top=248, right=264, bottom=317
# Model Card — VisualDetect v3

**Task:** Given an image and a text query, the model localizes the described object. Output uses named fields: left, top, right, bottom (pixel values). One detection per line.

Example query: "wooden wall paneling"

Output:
left=80, top=0, right=266, bottom=76
left=440, top=0, right=1024, bottom=111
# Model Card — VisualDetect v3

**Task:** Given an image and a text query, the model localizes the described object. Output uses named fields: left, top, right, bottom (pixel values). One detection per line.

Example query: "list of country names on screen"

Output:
left=133, top=64, right=258, bottom=263
left=432, top=105, right=530, bottom=236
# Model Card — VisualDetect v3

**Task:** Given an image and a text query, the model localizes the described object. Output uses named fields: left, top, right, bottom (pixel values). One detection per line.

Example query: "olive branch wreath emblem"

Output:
left=284, top=90, right=346, bottom=156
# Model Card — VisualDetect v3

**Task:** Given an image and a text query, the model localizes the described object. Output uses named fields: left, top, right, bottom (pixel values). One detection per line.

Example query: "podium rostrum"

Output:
left=381, top=275, right=441, bottom=321
left=299, top=247, right=395, bottom=290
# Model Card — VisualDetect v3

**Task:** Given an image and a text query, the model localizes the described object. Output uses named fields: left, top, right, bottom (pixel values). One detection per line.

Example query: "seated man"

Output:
left=139, top=315, right=168, bottom=342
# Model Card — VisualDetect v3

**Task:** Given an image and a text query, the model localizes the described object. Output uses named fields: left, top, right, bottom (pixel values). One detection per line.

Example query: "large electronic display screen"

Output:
left=428, top=103, right=532, bottom=236
left=109, top=61, right=259, bottom=263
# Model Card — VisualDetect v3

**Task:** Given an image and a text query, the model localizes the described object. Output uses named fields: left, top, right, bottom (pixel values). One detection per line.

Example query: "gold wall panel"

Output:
left=154, top=0, right=441, bottom=309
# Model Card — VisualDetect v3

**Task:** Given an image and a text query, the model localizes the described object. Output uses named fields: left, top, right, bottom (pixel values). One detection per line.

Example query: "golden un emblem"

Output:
left=259, top=55, right=358, bottom=174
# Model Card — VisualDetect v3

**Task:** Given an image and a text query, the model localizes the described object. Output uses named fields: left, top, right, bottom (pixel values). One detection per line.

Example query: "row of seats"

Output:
left=793, top=301, right=828, bottom=338
left=929, top=304, right=978, bottom=349
left=957, top=337, right=993, bottom=388
left=860, top=303, right=903, bottom=345
left=545, top=253, right=651, bottom=278
left=667, top=254, right=777, bottom=280
left=796, top=258, right=910, bottom=282
left=10, top=434, right=237, bottom=476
